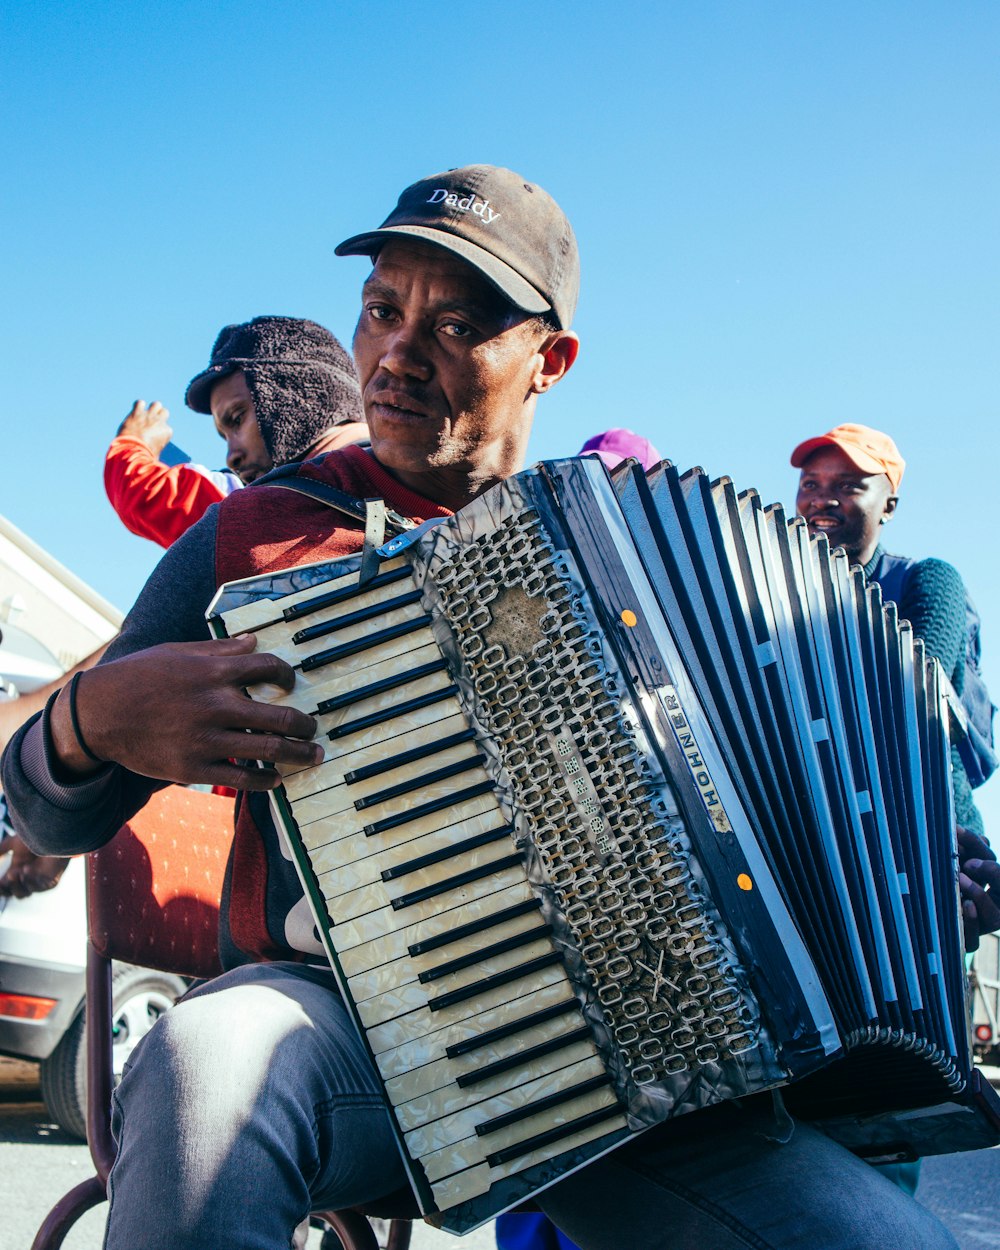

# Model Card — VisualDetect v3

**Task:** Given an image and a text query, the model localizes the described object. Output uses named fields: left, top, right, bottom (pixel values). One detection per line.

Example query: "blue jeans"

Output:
left=105, top=963, right=406, bottom=1249
left=104, top=962, right=957, bottom=1250
left=536, top=1097, right=956, bottom=1250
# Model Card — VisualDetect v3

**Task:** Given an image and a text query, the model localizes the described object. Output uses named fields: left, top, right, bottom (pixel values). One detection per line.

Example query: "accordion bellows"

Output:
left=208, top=457, right=1000, bottom=1234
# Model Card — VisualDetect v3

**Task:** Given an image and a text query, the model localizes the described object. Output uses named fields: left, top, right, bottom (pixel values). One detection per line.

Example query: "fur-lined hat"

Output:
left=185, top=316, right=363, bottom=464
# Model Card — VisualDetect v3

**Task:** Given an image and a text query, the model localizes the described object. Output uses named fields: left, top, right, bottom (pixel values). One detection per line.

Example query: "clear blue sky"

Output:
left=2, top=2, right=997, bottom=826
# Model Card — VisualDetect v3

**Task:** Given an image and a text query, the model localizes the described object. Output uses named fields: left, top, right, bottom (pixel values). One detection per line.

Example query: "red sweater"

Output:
left=104, top=436, right=240, bottom=549
left=214, top=446, right=454, bottom=963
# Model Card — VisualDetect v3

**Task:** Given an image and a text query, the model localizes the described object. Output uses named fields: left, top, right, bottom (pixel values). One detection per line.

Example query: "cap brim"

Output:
left=335, top=225, right=553, bottom=320
left=790, top=434, right=885, bottom=477
left=185, top=364, right=237, bottom=414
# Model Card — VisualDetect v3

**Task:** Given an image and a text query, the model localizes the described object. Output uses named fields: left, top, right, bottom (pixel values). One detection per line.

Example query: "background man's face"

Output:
left=352, top=239, right=545, bottom=491
left=210, top=370, right=272, bottom=484
left=795, top=445, right=896, bottom=563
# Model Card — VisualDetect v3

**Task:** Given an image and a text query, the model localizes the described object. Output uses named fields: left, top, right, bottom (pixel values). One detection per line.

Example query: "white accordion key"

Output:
left=301, top=786, right=503, bottom=863
left=300, top=689, right=468, bottom=771
left=334, top=880, right=538, bottom=966
left=297, top=808, right=512, bottom=901
left=353, top=934, right=558, bottom=1026
left=352, top=912, right=560, bottom=1023
left=426, top=1109, right=629, bottom=1211
left=216, top=559, right=402, bottom=637
left=266, top=640, right=444, bottom=712
left=304, top=798, right=506, bottom=878
left=252, top=597, right=427, bottom=670
left=404, top=1054, right=609, bottom=1157
left=323, top=861, right=528, bottom=930
left=291, top=746, right=490, bottom=830
left=318, top=837, right=522, bottom=935
left=358, top=904, right=546, bottom=995
left=312, top=666, right=454, bottom=741
left=370, top=977, right=577, bottom=1076
left=361, top=960, right=572, bottom=1051
left=387, top=1020, right=597, bottom=1120
left=283, top=709, right=469, bottom=796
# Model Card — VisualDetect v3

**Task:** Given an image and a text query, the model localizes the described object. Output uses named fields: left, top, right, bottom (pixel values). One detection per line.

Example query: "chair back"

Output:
left=87, top=785, right=234, bottom=979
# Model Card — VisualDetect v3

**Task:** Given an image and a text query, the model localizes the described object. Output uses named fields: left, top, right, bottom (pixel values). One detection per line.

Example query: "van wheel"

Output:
left=39, top=964, right=188, bottom=1140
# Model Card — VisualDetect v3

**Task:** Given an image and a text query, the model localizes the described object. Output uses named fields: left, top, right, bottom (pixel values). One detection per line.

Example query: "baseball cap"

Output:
left=335, top=165, right=580, bottom=329
left=579, top=428, right=662, bottom=472
left=790, top=423, right=906, bottom=492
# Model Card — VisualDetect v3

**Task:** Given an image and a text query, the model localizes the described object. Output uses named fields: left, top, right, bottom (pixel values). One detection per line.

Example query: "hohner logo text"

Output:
left=658, top=685, right=733, bottom=835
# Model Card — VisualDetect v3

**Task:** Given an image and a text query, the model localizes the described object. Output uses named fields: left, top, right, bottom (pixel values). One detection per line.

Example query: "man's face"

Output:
left=352, top=239, right=553, bottom=505
left=211, top=370, right=272, bottom=484
left=795, top=445, right=897, bottom=564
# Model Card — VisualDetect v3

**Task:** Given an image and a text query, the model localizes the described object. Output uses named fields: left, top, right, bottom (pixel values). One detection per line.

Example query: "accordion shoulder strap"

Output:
left=258, top=472, right=416, bottom=537
left=258, top=470, right=417, bottom=585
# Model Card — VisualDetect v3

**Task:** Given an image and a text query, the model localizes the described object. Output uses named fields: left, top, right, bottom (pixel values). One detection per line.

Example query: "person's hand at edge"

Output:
left=958, top=826, right=1000, bottom=952
left=116, top=400, right=173, bottom=458
left=0, top=835, right=69, bottom=898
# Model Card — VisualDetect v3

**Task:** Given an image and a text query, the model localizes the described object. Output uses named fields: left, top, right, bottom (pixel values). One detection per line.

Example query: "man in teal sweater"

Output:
left=795, top=425, right=995, bottom=940
left=792, top=423, right=998, bottom=942
left=795, top=426, right=980, bottom=771
left=792, top=421, right=999, bottom=1194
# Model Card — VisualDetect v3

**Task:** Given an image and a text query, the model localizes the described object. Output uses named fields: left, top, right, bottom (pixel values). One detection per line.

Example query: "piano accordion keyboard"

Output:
left=222, top=560, right=627, bottom=1210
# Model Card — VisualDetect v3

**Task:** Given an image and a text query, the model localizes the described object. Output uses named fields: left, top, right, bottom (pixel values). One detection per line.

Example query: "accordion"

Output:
left=208, top=456, right=1000, bottom=1234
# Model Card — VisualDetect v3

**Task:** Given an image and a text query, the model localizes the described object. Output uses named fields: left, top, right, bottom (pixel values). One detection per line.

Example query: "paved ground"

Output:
left=3, top=1056, right=998, bottom=1249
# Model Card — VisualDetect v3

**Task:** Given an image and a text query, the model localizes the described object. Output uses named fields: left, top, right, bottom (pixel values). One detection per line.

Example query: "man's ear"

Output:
left=883, top=493, right=899, bottom=522
left=530, top=331, right=580, bottom=395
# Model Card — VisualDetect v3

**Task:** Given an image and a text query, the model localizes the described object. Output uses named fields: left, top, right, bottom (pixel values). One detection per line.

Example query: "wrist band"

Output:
left=67, top=671, right=103, bottom=765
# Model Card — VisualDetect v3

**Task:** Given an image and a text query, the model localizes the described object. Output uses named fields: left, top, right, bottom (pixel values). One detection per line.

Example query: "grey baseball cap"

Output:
left=335, top=165, right=580, bottom=329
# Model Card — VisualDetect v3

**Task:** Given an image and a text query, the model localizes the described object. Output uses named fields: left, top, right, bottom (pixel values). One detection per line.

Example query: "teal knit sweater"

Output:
left=864, top=545, right=982, bottom=835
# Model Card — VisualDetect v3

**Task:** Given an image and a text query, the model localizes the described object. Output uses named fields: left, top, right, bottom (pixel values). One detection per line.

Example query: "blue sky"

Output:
left=2, top=2, right=998, bottom=826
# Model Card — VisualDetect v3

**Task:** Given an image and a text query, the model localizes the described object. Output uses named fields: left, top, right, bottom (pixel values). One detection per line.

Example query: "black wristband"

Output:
left=67, top=671, right=103, bottom=765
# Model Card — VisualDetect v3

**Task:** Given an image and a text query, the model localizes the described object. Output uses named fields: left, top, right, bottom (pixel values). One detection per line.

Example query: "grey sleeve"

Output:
left=105, top=504, right=221, bottom=659
left=0, top=508, right=220, bottom=856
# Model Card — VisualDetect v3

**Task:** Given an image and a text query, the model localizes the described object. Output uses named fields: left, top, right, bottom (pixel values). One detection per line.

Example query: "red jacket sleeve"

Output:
left=104, top=437, right=232, bottom=548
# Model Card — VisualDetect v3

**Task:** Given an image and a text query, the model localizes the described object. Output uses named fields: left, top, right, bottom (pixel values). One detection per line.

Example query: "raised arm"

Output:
left=104, top=400, right=238, bottom=548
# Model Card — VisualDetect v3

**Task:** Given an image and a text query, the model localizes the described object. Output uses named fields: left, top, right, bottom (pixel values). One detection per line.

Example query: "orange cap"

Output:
left=790, top=423, right=905, bottom=492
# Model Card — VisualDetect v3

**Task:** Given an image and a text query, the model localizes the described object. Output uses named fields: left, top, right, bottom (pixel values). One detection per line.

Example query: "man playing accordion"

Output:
left=1, top=165, right=962, bottom=1249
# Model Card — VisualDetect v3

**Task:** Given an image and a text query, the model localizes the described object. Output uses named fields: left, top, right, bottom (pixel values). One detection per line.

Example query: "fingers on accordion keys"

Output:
left=284, top=668, right=462, bottom=778
left=270, top=641, right=443, bottom=714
